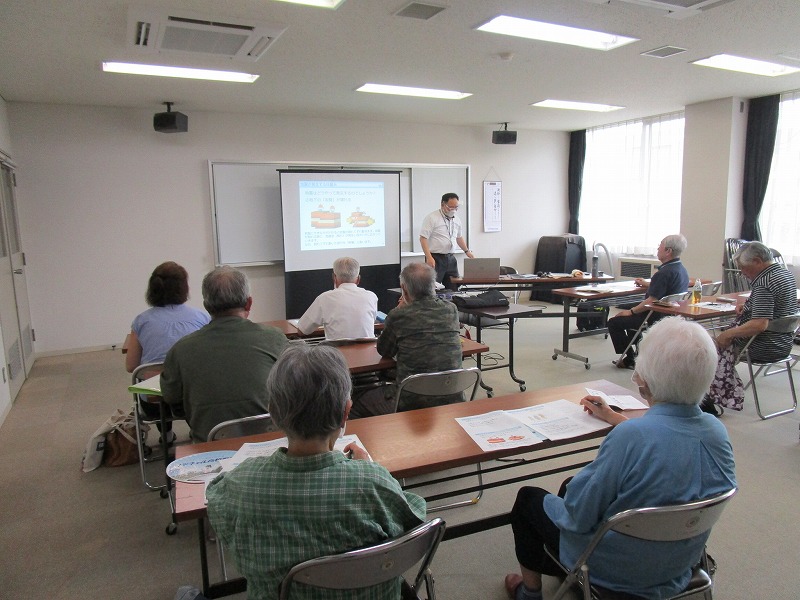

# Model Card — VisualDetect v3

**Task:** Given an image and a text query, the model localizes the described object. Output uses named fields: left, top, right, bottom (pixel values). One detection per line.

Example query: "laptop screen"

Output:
left=462, top=258, right=501, bottom=279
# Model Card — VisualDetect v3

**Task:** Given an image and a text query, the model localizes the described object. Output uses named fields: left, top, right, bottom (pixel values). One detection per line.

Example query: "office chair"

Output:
left=499, top=265, right=520, bottom=303
left=545, top=488, right=737, bottom=600
left=207, top=413, right=280, bottom=580
left=735, top=314, right=800, bottom=420
left=394, top=368, right=483, bottom=511
left=279, top=518, right=446, bottom=600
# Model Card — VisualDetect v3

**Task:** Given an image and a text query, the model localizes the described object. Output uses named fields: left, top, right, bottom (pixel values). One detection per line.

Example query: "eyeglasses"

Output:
left=444, top=204, right=459, bottom=210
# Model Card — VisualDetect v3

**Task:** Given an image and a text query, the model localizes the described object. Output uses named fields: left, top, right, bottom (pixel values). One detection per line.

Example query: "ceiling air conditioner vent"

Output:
left=127, top=9, right=286, bottom=61
left=585, top=0, right=734, bottom=19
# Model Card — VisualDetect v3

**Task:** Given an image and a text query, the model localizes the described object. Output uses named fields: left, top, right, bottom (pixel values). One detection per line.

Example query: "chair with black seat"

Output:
left=131, top=362, right=172, bottom=493
left=279, top=518, right=446, bottom=600
left=545, top=488, right=737, bottom=600
left=207, top=413, right=280, bottom=580
left=734, top=313, right=800, bottom=420
left=394, top=367, right=483, bottom=511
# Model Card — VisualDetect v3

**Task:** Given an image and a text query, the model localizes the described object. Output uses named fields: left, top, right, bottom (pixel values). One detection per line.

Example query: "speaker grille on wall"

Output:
left=492, top=130, right=517, bottom=144
left=154, top=111, right=188, bottom=133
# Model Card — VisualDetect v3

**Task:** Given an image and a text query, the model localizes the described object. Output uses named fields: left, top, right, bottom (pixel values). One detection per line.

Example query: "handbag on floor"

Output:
left=82, top=408, right=147, bottom=471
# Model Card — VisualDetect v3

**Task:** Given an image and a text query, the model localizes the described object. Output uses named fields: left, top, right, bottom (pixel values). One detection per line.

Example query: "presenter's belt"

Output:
left=431, top=252, right=454, bottom=257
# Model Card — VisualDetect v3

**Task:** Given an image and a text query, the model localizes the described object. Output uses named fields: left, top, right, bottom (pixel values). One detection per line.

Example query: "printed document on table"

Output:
left=455, top=410, right=546, bottom=452
left=217, top=434, right=369, bottom=473
left=506, top=399, right=609, bottom=441
left=585, top=388, right=649, bottom=411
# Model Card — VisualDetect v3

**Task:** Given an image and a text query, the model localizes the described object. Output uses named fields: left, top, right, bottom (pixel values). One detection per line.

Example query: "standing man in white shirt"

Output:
left=296, top=257, right=378, bottom=340
left=419, top=193, right=474, bottom=289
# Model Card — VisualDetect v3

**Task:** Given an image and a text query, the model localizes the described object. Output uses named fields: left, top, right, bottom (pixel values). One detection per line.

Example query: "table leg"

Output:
left=551, top=297, right=591, bottom=369
left=507, top=316, right=526, bottom=391
left=473, top=315, right=494, bottom=397
left=160, top=400, right=178, bottom=534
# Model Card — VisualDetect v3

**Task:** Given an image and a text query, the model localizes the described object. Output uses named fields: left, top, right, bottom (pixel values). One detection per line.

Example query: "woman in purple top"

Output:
left=126, top=261, right=210, bottom=440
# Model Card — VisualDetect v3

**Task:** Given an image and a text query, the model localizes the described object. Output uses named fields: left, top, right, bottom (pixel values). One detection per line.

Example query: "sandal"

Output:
left=504, top=574, right=523, bottom=600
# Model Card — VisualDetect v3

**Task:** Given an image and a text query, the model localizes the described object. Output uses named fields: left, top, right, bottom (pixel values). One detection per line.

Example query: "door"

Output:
left=0, top=164, right=33, bottom=398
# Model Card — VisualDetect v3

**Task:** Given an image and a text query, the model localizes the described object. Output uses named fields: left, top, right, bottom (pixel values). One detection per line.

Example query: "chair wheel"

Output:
left=519, top=385, right=526, bottom=392
left=166, top=523, right=177, bottom=535
left=487, top=391, right=494, bottom=398
left=585, top=364, right=591, bottom=370
left=143, top=445, right=153, bottom=457
left=552, top=354, right=558, bottom=360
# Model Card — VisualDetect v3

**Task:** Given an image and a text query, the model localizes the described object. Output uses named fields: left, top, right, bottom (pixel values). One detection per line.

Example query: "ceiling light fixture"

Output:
left=531, top=99, right=625, bottom=112
left=356, top=83, right=471, bottom=100
left=271, top=0, right=346, bottom=8
left=691, top=54, right=800, bottom=77
left=476, top=15, right=638, bottom=51
left=102, top=62, right=259, bottom=83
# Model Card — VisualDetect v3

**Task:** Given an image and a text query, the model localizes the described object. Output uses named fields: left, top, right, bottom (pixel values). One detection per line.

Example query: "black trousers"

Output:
left=607, top=312, right=661, bottom=358
left=431, top=252, right=458, bottom=290
left=510, top=486, right=565, bottom=577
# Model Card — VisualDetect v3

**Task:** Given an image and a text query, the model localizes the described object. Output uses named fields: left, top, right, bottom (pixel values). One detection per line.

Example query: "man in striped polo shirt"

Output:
left=702, top=241, right=797, bottom=415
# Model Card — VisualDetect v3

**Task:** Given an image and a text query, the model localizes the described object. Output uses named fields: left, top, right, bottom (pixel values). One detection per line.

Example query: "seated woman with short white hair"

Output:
left=504, top=317, right=737, bottom=600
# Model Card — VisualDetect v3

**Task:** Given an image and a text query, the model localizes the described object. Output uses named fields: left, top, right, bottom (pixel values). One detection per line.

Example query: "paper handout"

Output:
left=585, top=388, right=649, bottom=411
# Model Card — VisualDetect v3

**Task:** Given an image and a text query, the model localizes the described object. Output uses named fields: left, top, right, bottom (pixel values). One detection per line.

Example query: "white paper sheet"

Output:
left=505, top=399, right=609, bottom=441
left=455, top=410, right=546, bottom=452
left=585, top=388, right=649, bottom=411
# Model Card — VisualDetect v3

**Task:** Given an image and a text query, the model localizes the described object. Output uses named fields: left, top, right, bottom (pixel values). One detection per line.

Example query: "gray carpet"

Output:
left=0, top=303, right=797, bottom=599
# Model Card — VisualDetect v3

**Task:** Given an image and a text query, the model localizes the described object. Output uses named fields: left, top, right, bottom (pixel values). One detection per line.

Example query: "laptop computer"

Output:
left=462, top=257, right=501, bottom=279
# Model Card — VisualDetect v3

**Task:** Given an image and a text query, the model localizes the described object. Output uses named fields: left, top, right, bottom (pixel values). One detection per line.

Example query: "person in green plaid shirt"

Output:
left=185, top=343, right=425, bottom=600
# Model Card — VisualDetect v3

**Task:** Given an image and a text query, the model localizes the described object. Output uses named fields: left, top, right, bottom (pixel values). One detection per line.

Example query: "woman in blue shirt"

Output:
left=505, top=317, right=736, bottom=600
left=125, top=261, right=209, bottom=441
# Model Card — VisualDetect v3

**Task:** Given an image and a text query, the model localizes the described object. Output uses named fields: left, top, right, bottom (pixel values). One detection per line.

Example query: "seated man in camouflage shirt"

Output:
left=377, top=262, right=463, bottom=411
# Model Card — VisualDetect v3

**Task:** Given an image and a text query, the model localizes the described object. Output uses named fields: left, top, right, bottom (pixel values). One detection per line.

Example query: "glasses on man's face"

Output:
left=445, top=204, right=459, bottom=211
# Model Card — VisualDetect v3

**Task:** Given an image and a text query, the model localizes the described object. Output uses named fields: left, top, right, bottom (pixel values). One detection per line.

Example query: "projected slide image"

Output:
left=300, top=180, right=386, bottom=251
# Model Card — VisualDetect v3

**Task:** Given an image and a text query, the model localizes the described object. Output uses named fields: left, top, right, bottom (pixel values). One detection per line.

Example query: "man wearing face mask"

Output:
left=419, top=192, right=474, bottom=289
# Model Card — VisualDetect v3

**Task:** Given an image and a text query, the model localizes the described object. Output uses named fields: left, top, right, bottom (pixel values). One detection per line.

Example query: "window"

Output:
left=759, top=90, right=800, bottom=264
left=580, top=112, right=685, bottom=255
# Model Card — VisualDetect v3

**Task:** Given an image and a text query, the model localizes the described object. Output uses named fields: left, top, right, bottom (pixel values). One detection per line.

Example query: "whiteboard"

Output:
left=210, top=161, right=468, bottom=266
left=210, top=162, right=285, bottom=265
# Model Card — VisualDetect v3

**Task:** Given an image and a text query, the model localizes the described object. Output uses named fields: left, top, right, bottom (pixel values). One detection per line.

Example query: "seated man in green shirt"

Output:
left=175, top=343, right=426, bottom=600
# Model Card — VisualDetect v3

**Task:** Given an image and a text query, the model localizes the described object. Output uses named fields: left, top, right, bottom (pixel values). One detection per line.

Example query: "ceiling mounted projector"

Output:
left=154, top=101, right=188, bottom=133
left=492, top=122, right=517, bottom=144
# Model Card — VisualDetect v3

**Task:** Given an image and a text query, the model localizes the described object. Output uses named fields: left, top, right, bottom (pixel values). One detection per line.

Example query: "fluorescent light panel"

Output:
left=271, top=0, right=346, bottom=8
left=102, top=62, right=259, bottom=83
left=532, top=99, right=624, bottom=112
left=692, top=54, right=800, bottom=77
left=477, top=15, right=638, bottom=51
left=357, top=83, right=471, bottom=100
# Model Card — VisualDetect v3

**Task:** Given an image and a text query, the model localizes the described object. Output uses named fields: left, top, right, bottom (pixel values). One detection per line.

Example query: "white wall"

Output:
left=7, top=103, right=569, bottom=354
left=680, top=97, right=747, bottom=282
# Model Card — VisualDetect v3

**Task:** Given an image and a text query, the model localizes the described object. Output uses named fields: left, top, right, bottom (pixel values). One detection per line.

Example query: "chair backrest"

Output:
left=394, top=367, right=481, bottom=412
left=499, top=265, right=518, bottom=275
left=279, top=518, right=446, bottom=600
left=207, top=413, right=279, bottom=441
left=701, top=281, right=722, bottom=296
left=317, top=337, right=376, bottom=347
left=735, top=313, right=800, bottom=363
left=574, top=489, right=737, bottom=565
left=765, top=313, right=800, bottom=334
left=131, top=361, right=164, bottom=384
left=660, top=291, right=690, bottom=303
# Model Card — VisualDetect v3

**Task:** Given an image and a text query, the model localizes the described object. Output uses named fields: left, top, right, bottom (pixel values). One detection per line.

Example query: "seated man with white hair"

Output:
left=504, top=317, right=736, bottom=600
left=296, top=257, right=378, bottom=340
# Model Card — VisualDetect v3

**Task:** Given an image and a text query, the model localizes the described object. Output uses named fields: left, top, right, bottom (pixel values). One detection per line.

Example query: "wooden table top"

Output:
left=643, top=296, right=738, bottom=320
left=173, top=378, right=642, bottom=521
left=451, top=274, right=615, bottom=286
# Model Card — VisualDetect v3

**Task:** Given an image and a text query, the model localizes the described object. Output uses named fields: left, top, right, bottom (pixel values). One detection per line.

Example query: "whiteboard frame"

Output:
left=209, top=160, right=470, bottom=267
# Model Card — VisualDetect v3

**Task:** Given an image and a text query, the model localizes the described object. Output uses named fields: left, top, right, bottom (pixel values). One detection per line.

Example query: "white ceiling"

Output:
left=2, top=0, right=800, bottom=132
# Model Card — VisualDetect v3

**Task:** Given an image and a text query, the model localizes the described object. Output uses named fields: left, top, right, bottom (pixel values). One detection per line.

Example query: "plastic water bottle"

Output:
left=591, top=255, right=599, bottom=279
left=691, top=278, right=702, bottom=304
